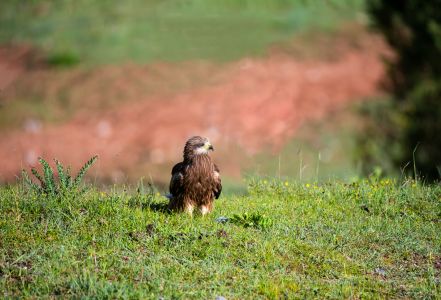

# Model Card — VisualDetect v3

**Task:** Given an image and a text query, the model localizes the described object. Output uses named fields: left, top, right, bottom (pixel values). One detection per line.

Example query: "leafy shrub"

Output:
left=21, top=156, right=98, bottom=197
left=47, top=51, right=80, bottom=67
left=230, top=212, right=273, bottom=229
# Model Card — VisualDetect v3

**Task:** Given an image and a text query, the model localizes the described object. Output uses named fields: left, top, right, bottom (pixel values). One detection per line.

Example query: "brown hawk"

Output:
left=168, top=136, right=222, bottom=215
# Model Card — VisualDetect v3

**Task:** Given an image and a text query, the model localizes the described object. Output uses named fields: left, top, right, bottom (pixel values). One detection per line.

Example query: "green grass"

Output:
left=1, top=177, right=440, bottom=298
left=0, top=0, right=365, bottom=64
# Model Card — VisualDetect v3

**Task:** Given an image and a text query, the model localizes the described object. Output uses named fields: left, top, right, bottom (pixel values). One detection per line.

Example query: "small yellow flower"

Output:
left=156, top=192, right=161, bottom=196
left=284, top=181, right=289, bottom=186
left=305, top=183, right=310, bottom=188
left=412, top=183, right=417, bottom=188
left=263, top=180, right=268, bottom=185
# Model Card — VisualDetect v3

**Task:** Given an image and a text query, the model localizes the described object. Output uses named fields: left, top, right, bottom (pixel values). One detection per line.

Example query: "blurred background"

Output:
left=0, top=0, right=439, bottom=190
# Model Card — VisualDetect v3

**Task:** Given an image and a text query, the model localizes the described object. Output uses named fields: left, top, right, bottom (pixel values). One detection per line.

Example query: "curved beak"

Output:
left=208, top=144, right=214, bottom=151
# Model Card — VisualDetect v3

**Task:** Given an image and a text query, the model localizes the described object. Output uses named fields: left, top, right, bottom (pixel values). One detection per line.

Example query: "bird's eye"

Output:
left=197, top=143, right=205, bottom=147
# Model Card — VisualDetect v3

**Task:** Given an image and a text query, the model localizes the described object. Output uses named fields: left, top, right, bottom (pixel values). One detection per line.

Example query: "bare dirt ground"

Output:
left=0, top=29, right=388, bottom=183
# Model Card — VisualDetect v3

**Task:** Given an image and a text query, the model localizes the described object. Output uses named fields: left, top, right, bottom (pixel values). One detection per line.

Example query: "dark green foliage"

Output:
left=46, top=51, right=80, bottom=67
left=355, top=99, right=400, bottom=176
left=230, top=212, right=273, bottom=229
left=73, top=156, right=98, bottom=188
left=365, top=1, right=441, bottom=180
left=21, top=168, right=41, bottom=192
left=40, top=158, right=56, bottom=195
left=21, top=156, right=98, bottom=197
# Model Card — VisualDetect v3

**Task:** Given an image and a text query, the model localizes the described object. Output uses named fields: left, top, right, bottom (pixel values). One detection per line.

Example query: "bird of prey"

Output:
left=168, top=136, right=222, bottom=215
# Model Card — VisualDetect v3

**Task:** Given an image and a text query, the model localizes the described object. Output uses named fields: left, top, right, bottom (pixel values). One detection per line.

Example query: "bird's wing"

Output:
left=170, top=162, right=184, bottom=197
left=213, top=163, right=222, bottom=199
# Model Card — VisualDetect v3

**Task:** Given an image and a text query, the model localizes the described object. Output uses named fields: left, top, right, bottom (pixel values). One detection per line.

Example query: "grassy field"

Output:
left=0, top=0, right=365, bottom=64
left=1, top=177, right=440, bottom=298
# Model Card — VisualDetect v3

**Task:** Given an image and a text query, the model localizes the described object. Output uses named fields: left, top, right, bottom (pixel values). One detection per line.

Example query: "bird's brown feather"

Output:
left=168, top=137, right=221, bottom=213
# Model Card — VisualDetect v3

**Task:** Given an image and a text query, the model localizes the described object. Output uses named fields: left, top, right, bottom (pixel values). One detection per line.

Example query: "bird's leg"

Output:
left=199, top=205, right=210, bottom=216
left=185, top=203, right=194, bottom=216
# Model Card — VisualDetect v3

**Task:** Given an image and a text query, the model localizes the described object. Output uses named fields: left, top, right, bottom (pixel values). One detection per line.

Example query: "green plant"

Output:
left=230, top=212, right=273, bottom=229
left=128, top=178, right=157, bottom=208
left=21, top=155, right=98, bottom=196
left=47, top=51, right=80, bottom=67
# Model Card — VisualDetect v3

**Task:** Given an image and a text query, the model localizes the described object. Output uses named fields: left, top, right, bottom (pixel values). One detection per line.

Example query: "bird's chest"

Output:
left=183, top=163, right=214, bottom=193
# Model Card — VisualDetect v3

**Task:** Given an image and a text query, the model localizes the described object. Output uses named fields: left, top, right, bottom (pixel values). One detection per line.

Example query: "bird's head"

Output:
left=183, top=136, right=214, bottom=159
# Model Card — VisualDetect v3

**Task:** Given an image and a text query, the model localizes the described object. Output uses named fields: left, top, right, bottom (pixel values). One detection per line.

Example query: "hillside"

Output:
left=0, top=0, right=388, bottom=184
left=0, top=27, right=387, bottom=184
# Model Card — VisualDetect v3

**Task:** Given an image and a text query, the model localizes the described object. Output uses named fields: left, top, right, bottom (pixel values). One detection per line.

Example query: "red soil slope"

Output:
left=0, top=33, right=387, bottom=183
